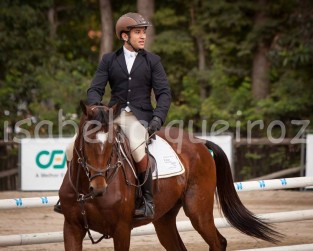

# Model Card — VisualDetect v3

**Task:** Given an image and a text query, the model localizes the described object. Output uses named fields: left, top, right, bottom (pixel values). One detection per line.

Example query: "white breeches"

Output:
left=66, top=111, right=148, bottom=163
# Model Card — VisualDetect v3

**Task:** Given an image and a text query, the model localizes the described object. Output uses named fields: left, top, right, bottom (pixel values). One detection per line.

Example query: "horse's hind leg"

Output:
left=183, top=186, right=226, bottom=251
left=217, top=229, right=227, bottom=249
left=153, top=204, right=187, bottom=251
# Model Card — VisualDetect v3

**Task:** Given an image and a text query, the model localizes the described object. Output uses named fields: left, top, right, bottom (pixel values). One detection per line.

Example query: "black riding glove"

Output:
left=148, top=116, right=162, bottom=137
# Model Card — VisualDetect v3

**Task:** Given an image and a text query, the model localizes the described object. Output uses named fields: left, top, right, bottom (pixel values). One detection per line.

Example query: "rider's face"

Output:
left=124, top=27, right=146, bottom=51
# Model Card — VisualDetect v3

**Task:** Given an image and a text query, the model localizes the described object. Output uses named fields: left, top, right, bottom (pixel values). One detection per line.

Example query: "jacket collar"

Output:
left=116, top=48, right=128, bottom=75
left=115, top=47, right=146, bottom=56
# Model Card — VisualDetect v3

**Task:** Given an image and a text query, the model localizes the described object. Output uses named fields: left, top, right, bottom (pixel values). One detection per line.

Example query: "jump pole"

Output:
left=1, top=177, right=313, bottom=210
left=0, top=196, right=59, bottom=210
left=237, top=243, right=313, bottom=251
left=1, top=209, right=313, bottom=247
left=234, top=176, right=313, bottom=192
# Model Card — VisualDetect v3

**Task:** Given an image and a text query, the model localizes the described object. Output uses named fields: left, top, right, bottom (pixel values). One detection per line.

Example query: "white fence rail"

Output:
left=237, top=243, right=313, bottom=251
left=0, top=176, right=312, bottom=249
left=1, top=209, right=313, bottom=247
left=1, top=177, right=313, bottom=210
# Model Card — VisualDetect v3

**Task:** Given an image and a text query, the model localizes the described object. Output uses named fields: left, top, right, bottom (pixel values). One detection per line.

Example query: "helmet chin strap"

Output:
left=127, top=40, right=140, bottom=52
left=124, top=31, right=141, bottom=52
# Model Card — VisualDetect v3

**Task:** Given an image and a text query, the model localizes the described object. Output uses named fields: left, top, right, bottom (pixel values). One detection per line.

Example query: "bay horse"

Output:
left=58, top=101, right=281, bottom=251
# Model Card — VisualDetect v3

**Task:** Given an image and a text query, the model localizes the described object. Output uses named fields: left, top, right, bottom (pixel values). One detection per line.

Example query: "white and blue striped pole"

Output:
left=0, top=177, right=313, bottom=209
left=0, top=196, right=59, bottom=209
left=234, top=176, right=313, bottom=192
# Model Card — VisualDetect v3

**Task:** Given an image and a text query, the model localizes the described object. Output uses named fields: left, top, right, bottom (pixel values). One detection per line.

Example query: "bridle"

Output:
left=70, top=124, right=125, bottom=198
left=67, top=117, right=151, bottom=244
left=67, top=122, right=143, bottom=243
left=75, top=140, right=119, bottom=185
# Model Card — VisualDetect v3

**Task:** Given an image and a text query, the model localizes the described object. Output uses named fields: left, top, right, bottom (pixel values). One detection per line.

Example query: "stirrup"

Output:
left=53, top=200, right=63, bottom=214
left=134, top=198, right=155, bottom=220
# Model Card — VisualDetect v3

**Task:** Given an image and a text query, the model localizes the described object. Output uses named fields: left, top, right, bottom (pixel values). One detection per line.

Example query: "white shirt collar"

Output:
left=123, top=46, right=138, bottom=58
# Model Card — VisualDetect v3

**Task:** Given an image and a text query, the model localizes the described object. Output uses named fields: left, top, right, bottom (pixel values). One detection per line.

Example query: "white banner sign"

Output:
left=20, top=138, right=72, bottom=191
left=306, top=134, right=313, bottom=177
left=20, top=135, right=233, bottom=191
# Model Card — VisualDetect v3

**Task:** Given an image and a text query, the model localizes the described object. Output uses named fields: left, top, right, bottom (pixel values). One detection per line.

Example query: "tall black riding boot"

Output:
left=134, top=168, right=155, bottom=220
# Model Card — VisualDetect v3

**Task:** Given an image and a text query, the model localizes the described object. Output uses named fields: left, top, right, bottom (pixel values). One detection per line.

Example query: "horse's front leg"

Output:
left=63, top=219, right=86, bottom=251
left=112, top=223, right=132, bottom=251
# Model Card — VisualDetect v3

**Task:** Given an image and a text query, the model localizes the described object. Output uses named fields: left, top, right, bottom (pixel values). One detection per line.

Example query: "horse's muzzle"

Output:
left=89, top=185, right=107, bottom=197
left=89, top=172, right=108, bottom=197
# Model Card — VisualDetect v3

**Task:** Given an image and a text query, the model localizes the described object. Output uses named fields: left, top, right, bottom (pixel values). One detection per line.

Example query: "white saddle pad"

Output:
left=148, top=135, right=185, bottom=179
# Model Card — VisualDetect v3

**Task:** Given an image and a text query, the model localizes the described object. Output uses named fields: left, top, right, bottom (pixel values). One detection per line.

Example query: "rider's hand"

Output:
left=148, top=116, right=162, bottom=137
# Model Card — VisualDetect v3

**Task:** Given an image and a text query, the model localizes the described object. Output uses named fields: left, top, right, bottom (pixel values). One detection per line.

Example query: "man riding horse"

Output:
left=86, top=12, right=171, bottom=220
left=56, top=13, right=282, bottom=251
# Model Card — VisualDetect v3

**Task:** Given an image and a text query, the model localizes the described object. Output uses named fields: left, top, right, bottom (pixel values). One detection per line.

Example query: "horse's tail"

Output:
left=204, top=140, right=282, bottom=243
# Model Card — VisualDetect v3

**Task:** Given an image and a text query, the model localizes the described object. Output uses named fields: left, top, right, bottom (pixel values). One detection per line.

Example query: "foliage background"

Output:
left=0, top=0, right=312, bottom=180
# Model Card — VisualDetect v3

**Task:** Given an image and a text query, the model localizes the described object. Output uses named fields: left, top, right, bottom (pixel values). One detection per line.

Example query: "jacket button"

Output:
left=127, top=101, right=130, bottom=104
left=128, top=77, right=131, bottom=80
left=128, top=89, right=131, bottom=92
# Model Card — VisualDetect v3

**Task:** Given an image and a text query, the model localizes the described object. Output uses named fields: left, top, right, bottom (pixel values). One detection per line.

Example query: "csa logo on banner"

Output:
left=36, top=150, right=66, bottom=169
left=21, top=138, right=72, bottom=191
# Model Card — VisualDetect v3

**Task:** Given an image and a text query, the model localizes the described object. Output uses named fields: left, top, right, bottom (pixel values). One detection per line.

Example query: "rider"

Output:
left=87, top=12, right=171, bottom=219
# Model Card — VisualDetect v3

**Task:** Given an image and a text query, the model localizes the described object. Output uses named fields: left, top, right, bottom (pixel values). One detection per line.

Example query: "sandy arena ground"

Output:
left=0, top=190, right=312, bottom=251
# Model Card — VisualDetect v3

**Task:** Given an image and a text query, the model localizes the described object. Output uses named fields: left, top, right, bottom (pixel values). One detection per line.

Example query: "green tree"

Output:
left=0, top=0, right=97, bottom=137
left=1, top=0, right=313, bottom=141
left=0, top=0, right=52, bottom=136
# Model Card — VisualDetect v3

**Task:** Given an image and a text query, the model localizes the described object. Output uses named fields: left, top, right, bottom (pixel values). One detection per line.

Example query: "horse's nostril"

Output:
left=95, top=191, right=103, bottom=197
left=89, top=185, right=104, bottom=197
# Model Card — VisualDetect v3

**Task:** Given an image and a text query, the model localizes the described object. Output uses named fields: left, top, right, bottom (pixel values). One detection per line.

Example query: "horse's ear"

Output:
left=80, top=100, right=88, bottom=116
left=111, top=103, right=121, bottom=120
